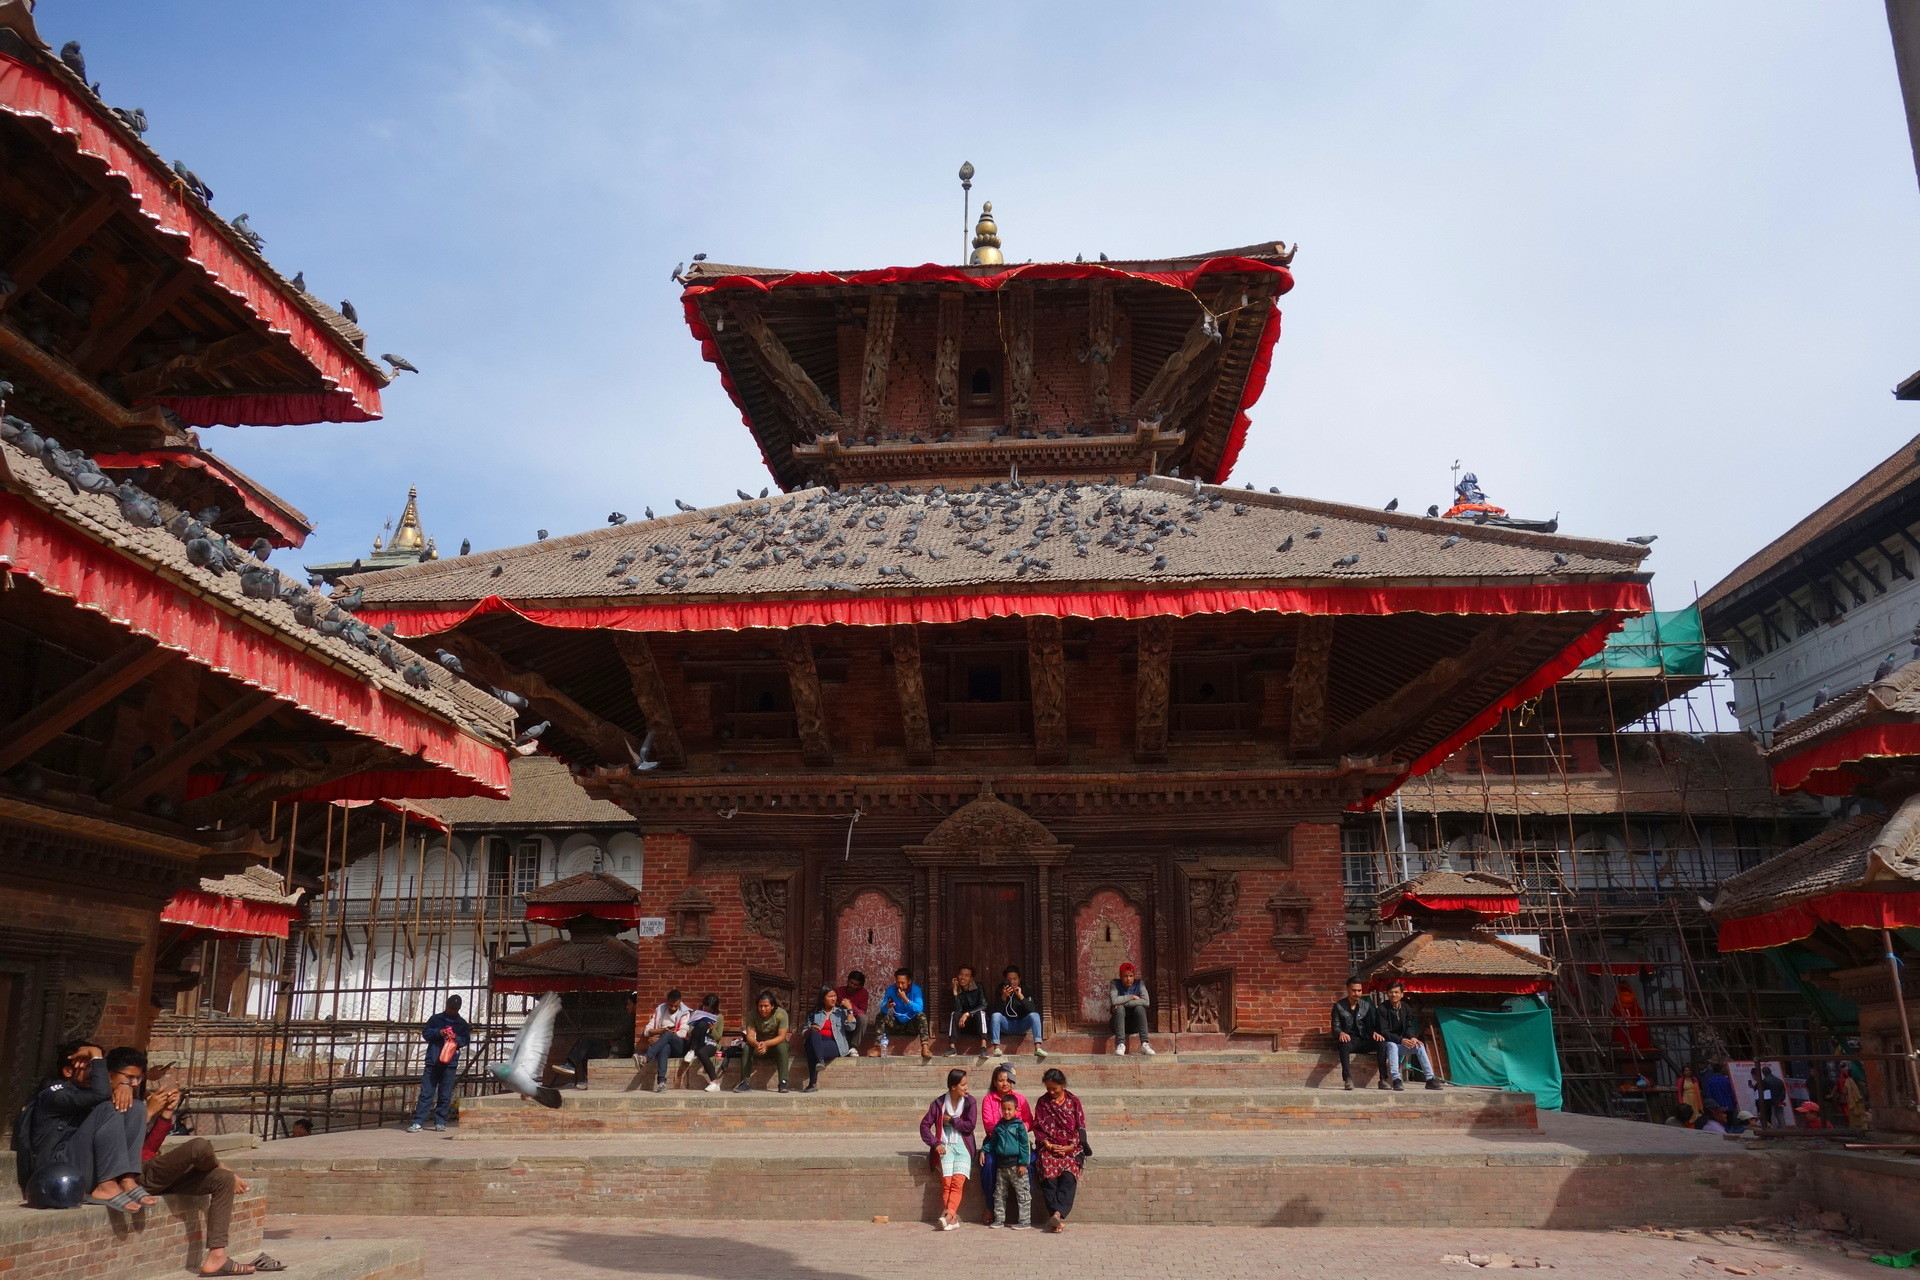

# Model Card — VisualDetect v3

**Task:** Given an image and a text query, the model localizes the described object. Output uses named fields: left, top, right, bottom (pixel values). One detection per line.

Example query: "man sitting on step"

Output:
left=1372, top=982, right=1444, bottom=1092
left=874, top=968, right=932, bottom=1063
left=639, top=988, right=693, bottom=1092
left=1330, top=977, right=1385, bottom=1090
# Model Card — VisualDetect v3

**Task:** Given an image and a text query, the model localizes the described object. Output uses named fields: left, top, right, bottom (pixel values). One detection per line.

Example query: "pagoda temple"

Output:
left=354, top=212, right=1653, bottom=1050
left=1358, top=866, right=1556, bottom=998
left=307, top=486, right=441, bottom=585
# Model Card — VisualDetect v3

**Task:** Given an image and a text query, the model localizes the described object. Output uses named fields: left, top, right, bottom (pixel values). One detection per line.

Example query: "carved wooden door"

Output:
left=947, top=881, right=1029, bottom=995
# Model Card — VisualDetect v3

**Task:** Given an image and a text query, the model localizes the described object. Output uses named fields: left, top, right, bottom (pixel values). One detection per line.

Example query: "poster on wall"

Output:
left=1726, top=1060, right=1796, bottom=1126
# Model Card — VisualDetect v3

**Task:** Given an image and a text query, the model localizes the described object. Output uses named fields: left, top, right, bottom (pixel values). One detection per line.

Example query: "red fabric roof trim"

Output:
left=1380, top=895, right=1522, bottom=920
left=185, top=772, right=495, bottom=808
left=1772, top=724, right=1920, bottom=795
left=362, top=582, right=1652, bottom=640
left=1364, top=977, right=1552, bottom=995
left=1717, top=890, right=1920, bottom=952
left=148, top=392, right=371, bottom=430
left=160, top=889, right=300, bottom=939
left=524, top=903, right=642, bottom=924
left=94, top=450, right=308, bottom=547
left=681, top=256, right=1294, bottom=487
left=0, top=56, right=382, bottom=426
left=1353, top=611, right=1635, bottom=812
left=492, top=976, right=635, bottom=994
left=2, top=494, right=508, bottom=800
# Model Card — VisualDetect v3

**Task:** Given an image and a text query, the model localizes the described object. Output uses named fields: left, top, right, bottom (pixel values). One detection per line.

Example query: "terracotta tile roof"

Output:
left=1358, top=930, right=1557, bottom=980
left=492, top=935, right=639, bottom=982
left=197, top=863, right=299, bottom=906
left=1712, top=799, right=1920, bottom=917
left=418, top=757, right=633, bottom=828
left=1, top=437, right=514, bottom=746
left=679, top=243, right=1297, bottom=283
left=1767, top=657, right=1920, bottom=760
left=1380, top=867, right=1520, bottom=904
left=524, top=871, right=640, bottom=905
left=349, top=477, right=1647, bottom=608
left=1699, top=432, right=1920, bottom=613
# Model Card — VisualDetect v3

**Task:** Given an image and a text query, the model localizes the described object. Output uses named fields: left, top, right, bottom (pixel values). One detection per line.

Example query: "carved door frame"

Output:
left=935, top=868, right=1042, bottom=1036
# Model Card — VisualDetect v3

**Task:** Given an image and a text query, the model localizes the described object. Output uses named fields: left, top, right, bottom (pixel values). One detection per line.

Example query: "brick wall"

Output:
left=0, top=1187, right=265, bottom=1280
left=632, top=834, right=783, bottom=1031
left=0, top=880, right=163, bottom=1055
left=1808, top=1151, right=1920, bottom=1250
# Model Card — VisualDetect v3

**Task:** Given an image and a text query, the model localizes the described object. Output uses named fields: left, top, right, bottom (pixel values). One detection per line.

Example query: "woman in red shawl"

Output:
left=1033, top=1067, right=1087, bottom=1232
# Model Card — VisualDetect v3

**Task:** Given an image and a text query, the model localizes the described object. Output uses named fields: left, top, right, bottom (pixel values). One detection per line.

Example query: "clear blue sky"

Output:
left=46, top=2, right=1920, bottom=605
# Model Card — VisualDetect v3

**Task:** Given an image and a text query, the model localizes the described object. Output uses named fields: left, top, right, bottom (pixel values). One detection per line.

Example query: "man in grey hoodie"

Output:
left=1109, top=963, right=1154, bottom=1055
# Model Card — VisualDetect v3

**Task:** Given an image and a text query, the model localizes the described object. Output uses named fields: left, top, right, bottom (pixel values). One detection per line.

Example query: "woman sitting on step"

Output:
left=685, top=994, right=725, bottom=1093
left=802, top=987, right=858, bottom=1093
left=918, top=1067, right=978, bottom=1231
left=1033, top=1068, right=1088, bottom=1233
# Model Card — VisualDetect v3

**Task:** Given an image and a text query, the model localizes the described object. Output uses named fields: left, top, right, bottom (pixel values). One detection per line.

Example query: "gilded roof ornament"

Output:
left=390, top=486, right=427, bottom=551
left=969, top=201, right=1003, bottom=266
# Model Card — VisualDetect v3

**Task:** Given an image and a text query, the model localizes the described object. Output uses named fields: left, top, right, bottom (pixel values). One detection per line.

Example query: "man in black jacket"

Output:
left=1329, top=978, right=1385, bottom=1090
left=1374, top=982, right=1443, bottom=1091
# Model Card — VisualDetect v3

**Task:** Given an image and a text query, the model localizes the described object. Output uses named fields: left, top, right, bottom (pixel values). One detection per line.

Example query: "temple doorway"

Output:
left=947, top=880, right=1028, bottom=990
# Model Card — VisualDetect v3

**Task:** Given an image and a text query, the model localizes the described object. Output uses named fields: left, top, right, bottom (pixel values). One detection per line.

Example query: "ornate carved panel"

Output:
left=934, top=293, right=963, bottom=434
left=906, top=781, right=1069, bottom=867
left=1184, top=967, right=1235, bottom=1034
left=741, top=876, right=791, bottom=946
left=1265, top=880, right=1315, bottom=963
left=1134, top=617, right=1171, bottom=762
left=666, top=885, right=715, bottom=966
left=858, top=294, right=898, bottom=434
left=781, top=632, right=832, bottom=766
left=1289, top=615, right=1333, bottom=755
left=1026, top=615, right=1066, bottom=765
left=889, top=626, right=933, bottom=765
left=1085, top=281, right=1115, bottom=420
left=1005, top=287, right=1034, bottom=428
left=1187, top=873, right=1241, bottom=953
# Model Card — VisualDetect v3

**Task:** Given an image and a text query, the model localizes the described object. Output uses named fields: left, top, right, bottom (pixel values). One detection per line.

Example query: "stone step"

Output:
left=183, top=1237, right=424, bottom=1280
left=582, top=1050, right=1379, bottom=1093
left=0, top=1185, right=266, bottom=1280
left=459, top=1083, right=1530, bottom=1135
left=229, top=1115, right=1811, bottom=1229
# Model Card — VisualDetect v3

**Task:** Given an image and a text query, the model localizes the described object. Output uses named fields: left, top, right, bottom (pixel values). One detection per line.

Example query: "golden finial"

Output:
left=389, top=486, right=427, bottom=552
left=969, top=201, right=1003, bottom=266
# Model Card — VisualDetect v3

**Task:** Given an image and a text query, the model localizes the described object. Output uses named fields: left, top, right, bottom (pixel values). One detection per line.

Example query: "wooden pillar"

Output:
left=612, top=632, right=686, bottom=767
left=1005, top=288, right=1035, bottom=429
left=1086, top=281, right=1115, bottom=421
left=782, top=632, right=832, bottom=766
left=858, top=294, right=898, bottom=436
left=1027, top=615, right=1066, bottom=765
left=934, top=293, right=963, bottom=436
left=1289, top=616, right=1333, bottom=756
left=1134, top=617, right=1171, bottom=763
left=889, top=626, right=934, bottom=765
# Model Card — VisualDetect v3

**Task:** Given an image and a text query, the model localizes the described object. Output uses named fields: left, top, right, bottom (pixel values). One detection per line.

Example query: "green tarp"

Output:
left=1578, top=606, right=1707, bottom=676
left=1434, top=1004, right=1563, bottom=1110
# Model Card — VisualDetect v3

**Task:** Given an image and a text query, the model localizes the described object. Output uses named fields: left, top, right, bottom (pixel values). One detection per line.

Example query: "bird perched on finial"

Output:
left=382, top=354, right=419, bottom=375
left=491, top=993, right=564, bottom=1109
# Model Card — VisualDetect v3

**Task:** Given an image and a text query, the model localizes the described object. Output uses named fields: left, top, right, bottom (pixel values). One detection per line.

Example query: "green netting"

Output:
left=1435, top=1004, right=1563, bottom=1110
left=1766, top=944, right=1859, bottom=1036
left=1578, top=606, right=1707, bottom=676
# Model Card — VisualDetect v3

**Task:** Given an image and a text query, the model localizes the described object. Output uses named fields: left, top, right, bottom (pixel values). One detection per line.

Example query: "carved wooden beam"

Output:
left=781, top=631, right=832, bottom=766
left=0, top=637, right=174, bottom=774
left=733, top=305, right=845, bottom=439
left=178, top=742, right=393, bottom=826
left=1027, top=614, right=1067, bottom=765
left=438, top=635, right=633, bottom=762
left=1288, top=616, right=1333, bottom=756
left=1133, top=303, right=1225, bottom=422
left=934, top=292, right=963, bottom=435
left=119, top=331, right=269, bottom=401
left=1086, top=281, right=1115, bottom=420
left=0, top=191, right=115, bottom=315
left=1134, top=616, right=1172, bottom=762
left=610, top=631, right=685, bottom=768
left=857, top=294, right=897, bottom=435
left=1005, top=286, right=1035, bottom=429
left=73, top=263, right=198, bottom=376
left=1327, top=615, right=1548, bottom=758
left=0, top=326, right=176, bottom=437
left=888, top=625, right=933, bottom=765
left=99, top=690, right=279, bottom=807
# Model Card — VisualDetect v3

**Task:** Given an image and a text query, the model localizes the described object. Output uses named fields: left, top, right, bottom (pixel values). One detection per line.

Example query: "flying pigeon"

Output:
left=737, top=489, right=755, bottom=501
left=1384, top=499, right=1398, bottom=512
left=630, top=728, right=661, bottom=772
left=692, top=252, right=707, bottom=261
left=434, top=649, right=465, bottom=673
left=1626, top=535, right=1658, bottom=546
left=489, top=992, right=564, bottom=1109
left=339, top=299, right=358, bottom=323
left=382, top=353, right=419, bottom=375
left=516, top=721, right=550, bottom=746
left=674, top=499, right=696, bottom=512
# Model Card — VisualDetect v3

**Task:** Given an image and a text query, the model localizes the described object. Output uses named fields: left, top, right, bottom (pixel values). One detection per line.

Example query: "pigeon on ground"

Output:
left=1375, top=527, right=1389, bottom=542
left=1276, top=535, right=1293, bottom=552
left=1626, top=535, right=1658, bottom=546
left=382, top=354, right=419, bottom=375
left=490, top=992, right=564, bottom=1109
left=1333, top=554, right=1360, bottom=568
left=1304, top=525, right=1323, bottom=539
left=490, top=564, right=503, bottom=577
left=570, top=548, right=592, bottom=560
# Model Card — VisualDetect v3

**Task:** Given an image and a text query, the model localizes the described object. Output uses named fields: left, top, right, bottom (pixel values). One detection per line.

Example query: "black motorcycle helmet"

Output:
left=27, top=1161, right=86, bottom=1209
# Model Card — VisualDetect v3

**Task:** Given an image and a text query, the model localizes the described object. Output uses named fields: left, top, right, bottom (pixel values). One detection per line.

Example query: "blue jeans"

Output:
left=1385, top=1039, right=1434, bottom=1080
left=411, top=1059, right=457, bottom=1126
left=990, top=1011, right=1043, bottom=1047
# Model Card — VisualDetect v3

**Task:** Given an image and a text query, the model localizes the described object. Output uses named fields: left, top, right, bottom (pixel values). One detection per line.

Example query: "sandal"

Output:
left=249, top=1255, right=288, bottom=1273
left=199, top=1262, right=257, bottom=1276
left=87, top=1188, right=146, bottom=1212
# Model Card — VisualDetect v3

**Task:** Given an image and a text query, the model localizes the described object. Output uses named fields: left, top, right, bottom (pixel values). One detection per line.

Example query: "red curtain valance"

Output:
left=1717, top=890, right=1920, bottom=952
left=93, top=450, right=308, bottom=547
left=1380, top=894, right=1523, bottom=920
left=1364, top=976, right=1552, bottom=995
left=0, top=55, right=382, bottom=425
left=523, top=903, right=640, bottom=925
left=1, top=494, right=509, bottom=800
left=160, top=889, right=300, bottom=939
left=492, top=975, right=635, bottom=994
left=360, top=582, right=1652, bottom=640
left=682, top=255, right=1293, bottom=486
left=1772, top=724, right=1920, bottom=795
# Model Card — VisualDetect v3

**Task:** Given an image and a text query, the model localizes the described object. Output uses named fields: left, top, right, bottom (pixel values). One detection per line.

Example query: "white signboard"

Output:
left=638, top=917, right=666, bottom=938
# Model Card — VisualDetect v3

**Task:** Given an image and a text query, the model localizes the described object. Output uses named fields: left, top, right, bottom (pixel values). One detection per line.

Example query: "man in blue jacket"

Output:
left=875, top=968, right=931, bottom=1063
left=407, top=995, right=471, bottom=1132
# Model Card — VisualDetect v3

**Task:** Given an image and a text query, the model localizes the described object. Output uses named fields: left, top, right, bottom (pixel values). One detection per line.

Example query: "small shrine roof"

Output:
left=678, top=242, right=1299, bottom=285
left=346, top=477, right=1648, bottom=613
left=196, top=863, right=300, bottom=907
left=1379, top=867, right=1521, bottom=905
left=1713, top=804, right=1920, bottom=919
left=524, top=870, right=641, bottom=905
left=422, top=757, right=633, bottom=828
left=1359, top=930, right=1557, bottom=980
left=492, top=935, right=639, bottom=986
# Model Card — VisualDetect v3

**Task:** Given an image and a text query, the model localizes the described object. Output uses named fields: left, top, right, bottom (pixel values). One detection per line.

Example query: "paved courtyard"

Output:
left=263, top=1216, right=1895, bottom=1279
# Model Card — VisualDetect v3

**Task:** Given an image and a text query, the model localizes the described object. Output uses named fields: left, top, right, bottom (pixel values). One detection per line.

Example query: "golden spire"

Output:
left=969, top=201, right=1003, bottom=266
left=389, top=486, right=427, bottom=552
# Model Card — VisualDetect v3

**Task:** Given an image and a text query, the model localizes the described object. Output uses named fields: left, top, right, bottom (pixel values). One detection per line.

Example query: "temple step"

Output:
left=579, top=1050, right=1380, bottom=1092
left=0, top=1186, right=268, bottom=1280
left=457, top=1083, right=1533, bottom=1136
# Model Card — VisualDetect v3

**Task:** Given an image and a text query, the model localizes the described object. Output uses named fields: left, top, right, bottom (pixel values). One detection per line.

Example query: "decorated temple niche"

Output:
left=1074, top=891, right=1144, bottom=1021
left=835, top=889, right=906, bottom=987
